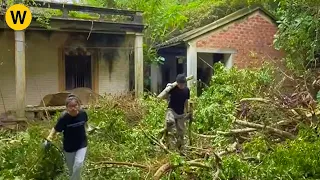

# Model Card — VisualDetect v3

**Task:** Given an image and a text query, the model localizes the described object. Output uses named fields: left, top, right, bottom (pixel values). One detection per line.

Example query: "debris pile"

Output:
left=1, top=63, right=320, bottom=179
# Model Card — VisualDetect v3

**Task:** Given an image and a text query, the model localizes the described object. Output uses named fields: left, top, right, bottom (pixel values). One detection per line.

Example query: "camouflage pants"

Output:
left=164, top=108, right=186, bottom=151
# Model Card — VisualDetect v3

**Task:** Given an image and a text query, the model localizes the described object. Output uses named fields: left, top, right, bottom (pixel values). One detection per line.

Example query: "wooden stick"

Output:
left=235, top=120, right=295, bottom=139
left=90, top=161, right=149, bottom=170
left=192, top=128, right=257, bottom=138
left=142, top=130, right=172, bottom=154
left=157, top=75, right=194, bottom=98
left=240, top=98, right=271, bottom=103
left=153, top=160, right=210, bottom=180
left=212, top=152, right=222, bottom=180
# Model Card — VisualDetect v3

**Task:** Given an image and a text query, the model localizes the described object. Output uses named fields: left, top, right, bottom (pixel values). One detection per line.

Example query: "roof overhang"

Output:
left=0, top=15, right=145, bottom=34
left=0, top=0, right=145, bottom=34
left=156, top=5, right=278, bottom=49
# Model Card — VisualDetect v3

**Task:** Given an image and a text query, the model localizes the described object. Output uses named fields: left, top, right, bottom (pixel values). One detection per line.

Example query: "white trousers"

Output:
left=64, top=147, right=87, bottom=180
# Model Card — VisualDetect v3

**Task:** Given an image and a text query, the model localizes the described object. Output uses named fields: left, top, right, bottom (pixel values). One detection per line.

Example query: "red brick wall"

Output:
left=195, top=11, right=284, bottom=69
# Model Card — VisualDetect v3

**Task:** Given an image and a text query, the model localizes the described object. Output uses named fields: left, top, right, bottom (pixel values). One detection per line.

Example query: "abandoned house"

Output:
left=151, top=6, right=284, bottom=94
left=0, top=1, right=144, bottom=119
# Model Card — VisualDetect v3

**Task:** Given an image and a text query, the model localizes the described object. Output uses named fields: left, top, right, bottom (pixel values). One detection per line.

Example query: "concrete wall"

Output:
left=98, top=35, right=133, bottom=94
left=194, top=11, right=284, bottom=68
left=0, top=30, right=132, bottom=114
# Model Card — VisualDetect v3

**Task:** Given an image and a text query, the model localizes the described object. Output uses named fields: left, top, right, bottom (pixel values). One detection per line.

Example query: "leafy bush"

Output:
left=194, top=63, right=274, bottom=133
left=0, top=124, right=66, bottom=180
left=221, top=125, right=320, bottom=180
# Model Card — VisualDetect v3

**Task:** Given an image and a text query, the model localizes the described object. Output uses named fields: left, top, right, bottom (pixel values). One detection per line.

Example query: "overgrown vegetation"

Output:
left=1, top=62, right=320, bottom=179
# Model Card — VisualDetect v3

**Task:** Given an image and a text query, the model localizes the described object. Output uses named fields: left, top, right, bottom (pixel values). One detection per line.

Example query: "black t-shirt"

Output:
left=168, top=86, right=190, bottom=115
left=54, top=109, right=88, bottom=152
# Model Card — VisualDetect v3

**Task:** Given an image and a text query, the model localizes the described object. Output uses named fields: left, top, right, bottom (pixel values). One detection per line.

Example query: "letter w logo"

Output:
left=10, top=11, right=27, bottom=24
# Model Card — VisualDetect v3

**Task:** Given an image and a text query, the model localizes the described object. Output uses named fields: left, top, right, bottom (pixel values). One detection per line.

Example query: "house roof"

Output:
left=156, top=5, right=277, bottom=49
left=0, top=0, right=145, bottom=33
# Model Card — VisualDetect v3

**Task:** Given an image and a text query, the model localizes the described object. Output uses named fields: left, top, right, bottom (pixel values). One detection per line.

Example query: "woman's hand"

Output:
left=46, top=128, right=57, bottom=141
left=46, top=135, right=53, bottom=142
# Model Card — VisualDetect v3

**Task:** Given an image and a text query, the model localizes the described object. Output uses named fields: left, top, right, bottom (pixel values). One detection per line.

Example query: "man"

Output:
left=163, top=74, right=190, bottom=152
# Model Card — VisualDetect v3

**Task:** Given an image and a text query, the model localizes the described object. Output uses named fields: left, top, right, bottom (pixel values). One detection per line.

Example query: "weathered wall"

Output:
left=97, top=34, right=134, bottom=95
left=0, top=31, right=16, bottom=114
left=0, top=30, right=132, bottom=114
left=0, top=30, right=61, bottom=114
left=193, top=11, right=284, bottom=68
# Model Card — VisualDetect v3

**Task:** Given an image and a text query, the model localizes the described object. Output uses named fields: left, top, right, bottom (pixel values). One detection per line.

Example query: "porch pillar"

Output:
left=187, top=43, right=197, bottom=89
left=224, top=54, right=234, bottom=69
left=151, top=63, right=160, bottom=93
left=134, top=33, right=144, bottom=97
left=15, top=31, right=26, bottom=120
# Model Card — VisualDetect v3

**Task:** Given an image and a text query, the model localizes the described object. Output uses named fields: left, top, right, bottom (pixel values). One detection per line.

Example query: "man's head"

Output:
left=176, top=74, right=187, bottom=89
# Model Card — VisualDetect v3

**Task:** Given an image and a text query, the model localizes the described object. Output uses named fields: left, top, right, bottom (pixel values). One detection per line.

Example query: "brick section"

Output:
left=195, top=11, right=284, bottom=68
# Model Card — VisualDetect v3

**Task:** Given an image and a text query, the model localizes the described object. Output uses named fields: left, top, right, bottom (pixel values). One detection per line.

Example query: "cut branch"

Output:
left=217, top=142, right=238, bottom=157
left=192, top=128, right=257, bottom=138
left=212, top=153, right=222, bottom=180
left=153, top=160, right=210, bottom=180
left=271, top=120, right=298, bottom=127
left=235, top=120, right=295, bottom=139
left=240, top=98, right=271, bottom=103
left=90, top=161, right=150, bottom=170
left=142, top=130, right=172, bottom=154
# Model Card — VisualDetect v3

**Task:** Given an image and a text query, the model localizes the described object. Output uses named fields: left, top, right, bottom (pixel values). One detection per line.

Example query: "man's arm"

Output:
left=184, top=88, right=191, bottom=114
left=184, top=100, right=189, bottom=114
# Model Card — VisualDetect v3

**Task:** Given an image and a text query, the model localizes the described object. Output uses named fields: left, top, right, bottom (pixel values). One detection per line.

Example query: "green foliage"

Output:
left=221, top=126, right=320, bottom=180
left=194, top=63, right=274, bottom=132
left=140, top=95, right=167, bottom=132
left=0, top=124, right=65, bottom=179
left=221, top=155, right=251, bottom=179
left=273, top=0, right=320, bottom=74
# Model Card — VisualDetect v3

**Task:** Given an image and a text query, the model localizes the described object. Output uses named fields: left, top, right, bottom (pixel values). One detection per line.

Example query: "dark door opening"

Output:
left=213, top=53, right=224, bottom=64
left=65, top=55, right=92, bottom=90
left=162, top=66, right=171, bottom=90
left=176, top=57, right=184, bottom=75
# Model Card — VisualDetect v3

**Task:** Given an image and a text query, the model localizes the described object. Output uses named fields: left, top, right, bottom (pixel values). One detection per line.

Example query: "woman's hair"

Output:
left=65, top=94, right=81, bottom=106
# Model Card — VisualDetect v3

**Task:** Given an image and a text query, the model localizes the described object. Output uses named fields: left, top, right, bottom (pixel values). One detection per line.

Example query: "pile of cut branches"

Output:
left=1, top=64, right=320, bottom=180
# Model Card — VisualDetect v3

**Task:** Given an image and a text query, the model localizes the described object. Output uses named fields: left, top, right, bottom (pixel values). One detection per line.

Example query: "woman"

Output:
left=46, top=94, right=89, bottom=180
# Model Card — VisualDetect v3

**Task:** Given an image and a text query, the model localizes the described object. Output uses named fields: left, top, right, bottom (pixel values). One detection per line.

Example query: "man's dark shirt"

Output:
left=168, top=86, right=190, bottom=115
left=54, top=109, right=88, bottom=152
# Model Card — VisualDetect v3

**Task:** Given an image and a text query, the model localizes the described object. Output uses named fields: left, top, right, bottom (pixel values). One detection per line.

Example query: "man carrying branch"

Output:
left=162, top=74, right=190, bottom=153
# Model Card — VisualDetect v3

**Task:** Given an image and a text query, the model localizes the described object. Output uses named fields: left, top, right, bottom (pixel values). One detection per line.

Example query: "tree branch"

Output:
left=192, top=128, right=257, bottom=138
left=89, top=161, right=150, bottom=170
left=235, top=120, right=295, bottom=139
left=153, top=160, right=210, bottom=180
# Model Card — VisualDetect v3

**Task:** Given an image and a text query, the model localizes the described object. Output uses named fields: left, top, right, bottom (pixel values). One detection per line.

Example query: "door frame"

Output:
left=58, top=48, right=99, bottom=93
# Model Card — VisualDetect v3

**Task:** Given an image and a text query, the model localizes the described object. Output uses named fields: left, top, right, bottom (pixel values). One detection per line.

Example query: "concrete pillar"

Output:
left=15, top=31, right=26, bottom=120
left=134, top=33, right=144, bottom=97
left=151, top=63, right=160, bottom=93
left=224, top=54, right=234, bottom=69
left=186, top=43, right=197, bottom=89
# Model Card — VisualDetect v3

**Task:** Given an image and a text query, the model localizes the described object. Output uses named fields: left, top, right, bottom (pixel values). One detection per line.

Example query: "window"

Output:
left=65, top=55, right=92, bottom=90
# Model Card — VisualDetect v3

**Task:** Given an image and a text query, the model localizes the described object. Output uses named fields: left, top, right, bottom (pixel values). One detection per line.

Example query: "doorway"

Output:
left=65, top=55, right=92, bottom=90
left=176, top=56, right=185, bottom=75
left=197, top=52, right=232, bottom=95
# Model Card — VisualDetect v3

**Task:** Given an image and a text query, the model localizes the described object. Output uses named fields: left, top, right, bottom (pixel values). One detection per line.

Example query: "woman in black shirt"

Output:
left=46, top=95, right=89, bottom=180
